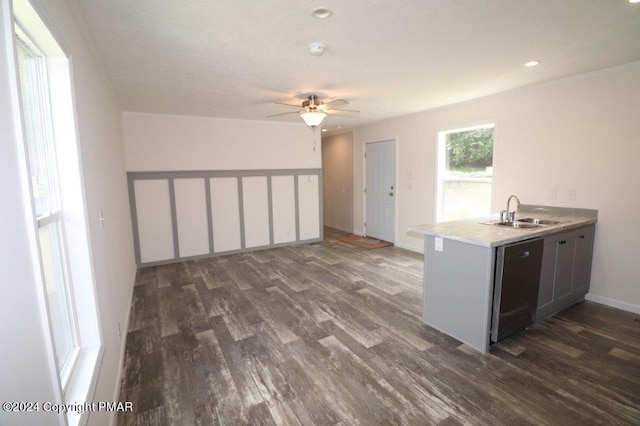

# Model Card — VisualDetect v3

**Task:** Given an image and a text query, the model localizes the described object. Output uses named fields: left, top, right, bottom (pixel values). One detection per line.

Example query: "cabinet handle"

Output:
left=579, top=235, right=585, bottom=239
left=559, top=240, right=566, bottom=245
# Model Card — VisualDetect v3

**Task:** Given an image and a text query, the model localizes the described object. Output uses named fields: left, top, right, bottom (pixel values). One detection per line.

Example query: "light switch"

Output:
left=567, top=189, right=577, bottom=201
left=435, top=237, right=443, bottom=252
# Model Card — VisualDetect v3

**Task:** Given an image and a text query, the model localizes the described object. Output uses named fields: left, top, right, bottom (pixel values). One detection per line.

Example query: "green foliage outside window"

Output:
left=446, top=127, right=494, bottom=171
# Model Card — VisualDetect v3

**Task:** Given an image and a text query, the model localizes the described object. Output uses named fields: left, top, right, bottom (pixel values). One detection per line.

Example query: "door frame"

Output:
left=363, top=138, right=398, bottom=243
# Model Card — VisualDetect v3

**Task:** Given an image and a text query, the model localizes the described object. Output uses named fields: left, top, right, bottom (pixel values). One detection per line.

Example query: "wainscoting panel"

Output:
left=210, top=177, right=242, bottom=253
left=132, top=179, right=174, bottom=263
left=174, top=178, right=210, bottom=258
left=242, top=176, right=270, bottom=249
left=298, top=174, right=321, bottom=240
left=271, top=175, right=296, bottom=244
left=128, top=169, right=322, bottom=267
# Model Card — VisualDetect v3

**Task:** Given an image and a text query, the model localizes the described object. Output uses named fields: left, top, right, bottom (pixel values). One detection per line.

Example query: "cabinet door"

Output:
left=553, top=236, right=576, bottom=304
left=537, top=239, right=557, bottom=311
left=573, top=226, right=595, bottom=295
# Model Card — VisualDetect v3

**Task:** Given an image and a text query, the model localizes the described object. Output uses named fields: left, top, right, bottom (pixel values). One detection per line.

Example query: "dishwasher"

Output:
left=490, top=238, right=544, bottom=343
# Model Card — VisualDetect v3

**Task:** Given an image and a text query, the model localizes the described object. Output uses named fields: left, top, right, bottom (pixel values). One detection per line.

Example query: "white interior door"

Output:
left=365, top=140, right=396, bottom=242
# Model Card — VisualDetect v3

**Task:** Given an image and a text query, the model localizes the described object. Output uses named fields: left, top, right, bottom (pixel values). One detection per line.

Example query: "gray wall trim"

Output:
left=168, top=178, right=179, bottom=258
left=128, top=168, right=322, bottom=268
left=128, top=174, right=142, bottom=265
left=237, top=176, right=246, bottom=250
left=267, top=175, right=274, bottom=245
left=205, top=177, right=214, bottom=254
left=137, top=237, right=323, bottom=268
left=294, top=174, right=300, bottom=242
left=318, top=170, right=324, bottom=241
left=128, top=169, right=322, bottom=180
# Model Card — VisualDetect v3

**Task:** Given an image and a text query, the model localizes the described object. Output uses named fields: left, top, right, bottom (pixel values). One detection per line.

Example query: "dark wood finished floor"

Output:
left=117, top=228, right=640, bottom=425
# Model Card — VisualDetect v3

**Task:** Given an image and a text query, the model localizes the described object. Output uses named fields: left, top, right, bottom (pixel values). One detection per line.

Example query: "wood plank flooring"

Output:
left=117, top=228, right=640, bottom=425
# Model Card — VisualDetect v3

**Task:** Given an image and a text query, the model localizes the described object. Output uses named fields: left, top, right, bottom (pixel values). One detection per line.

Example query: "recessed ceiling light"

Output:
left=525, top=60, right=541, bottom=67
left=309, top=42, right=326, bottom=56
left=311, top=8, right=332, bottom=19
left=321, top=128, right=328, bottom=132
left=629, top=0, right=640, bottom=4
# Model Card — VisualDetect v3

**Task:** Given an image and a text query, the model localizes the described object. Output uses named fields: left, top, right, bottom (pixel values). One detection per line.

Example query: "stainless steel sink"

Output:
left=517, top=218, right=560, bottom=225
left=492, top=221, right=541, bottom=229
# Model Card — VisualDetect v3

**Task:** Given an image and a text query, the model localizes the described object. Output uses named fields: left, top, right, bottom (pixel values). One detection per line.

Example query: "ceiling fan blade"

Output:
left=274, top=101, right=301, bottom=108
left=267, top=111, right=300, bottom=117
left=326, top=108, right=361, bottom=117
left=324, top=99, right=349, bottom=108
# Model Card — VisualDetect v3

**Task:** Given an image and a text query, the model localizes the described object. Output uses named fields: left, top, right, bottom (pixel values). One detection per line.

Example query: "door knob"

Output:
left=389, top=192, right=394, bottom=196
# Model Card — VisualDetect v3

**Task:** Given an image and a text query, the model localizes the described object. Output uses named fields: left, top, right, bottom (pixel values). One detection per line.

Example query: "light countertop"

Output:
left=408, top=205, right=597, bottom=247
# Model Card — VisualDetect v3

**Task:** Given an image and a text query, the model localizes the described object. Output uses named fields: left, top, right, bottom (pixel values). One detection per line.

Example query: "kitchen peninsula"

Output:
left=409, top=204, right=597, bottom=353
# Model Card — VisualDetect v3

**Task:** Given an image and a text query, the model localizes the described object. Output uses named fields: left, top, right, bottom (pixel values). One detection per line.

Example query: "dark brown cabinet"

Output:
left=536, top=225, right=596, bottom=320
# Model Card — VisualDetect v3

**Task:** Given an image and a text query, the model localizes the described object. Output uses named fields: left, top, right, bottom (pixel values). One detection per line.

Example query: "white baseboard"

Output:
left=585, top=293, right=640, bottom=315
left=109, top=269, right=137, bottom=426
left=394, top=241, right=423, bottom=254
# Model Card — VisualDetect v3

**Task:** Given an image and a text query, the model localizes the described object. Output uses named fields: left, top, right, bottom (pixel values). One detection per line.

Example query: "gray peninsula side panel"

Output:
left=423, top=235, right=495, bottom=353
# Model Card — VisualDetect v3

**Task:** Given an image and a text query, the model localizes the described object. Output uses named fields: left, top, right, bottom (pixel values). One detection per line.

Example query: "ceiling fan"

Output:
left=268, top=95, right=360, bottom=128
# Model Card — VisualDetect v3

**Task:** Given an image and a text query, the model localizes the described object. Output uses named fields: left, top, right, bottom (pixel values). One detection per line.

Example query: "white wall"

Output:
left=123, top=112, right=321, bottom=171
left=0, top=0, right=136, bottom=424
left=352, top=62, right=640, bottom=312
left=322, top=132, right=354, bottom=233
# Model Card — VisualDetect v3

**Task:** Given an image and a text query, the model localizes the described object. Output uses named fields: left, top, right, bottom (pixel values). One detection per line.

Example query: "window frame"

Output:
left=15, top=28, right=81, bottom=388
left=436, top=123, right=496, bottom=222
left=11, top=1, right=104, bottom=422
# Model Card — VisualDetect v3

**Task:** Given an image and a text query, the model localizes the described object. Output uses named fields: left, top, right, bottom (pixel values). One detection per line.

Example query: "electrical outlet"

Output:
left=435, top=237, right=443, bottom=252
left=549, top=188, right=558, bottom=200
left=567, top=189, right=577, bottom=201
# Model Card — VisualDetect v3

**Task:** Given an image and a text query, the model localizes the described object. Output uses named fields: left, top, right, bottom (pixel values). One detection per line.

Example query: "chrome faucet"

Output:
left=501, top=195, right=521, bottom=222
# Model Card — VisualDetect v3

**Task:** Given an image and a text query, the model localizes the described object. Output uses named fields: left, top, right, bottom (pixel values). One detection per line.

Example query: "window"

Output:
left=437, top=124, right=495, bottom=222
left=13, top=1, right=102, bottom=411
left=16, top=24, right=80, bottom=386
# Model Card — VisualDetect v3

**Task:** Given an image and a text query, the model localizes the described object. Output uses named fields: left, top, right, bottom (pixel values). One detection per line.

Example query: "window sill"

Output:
left=64, top=345, right=103, bottom=426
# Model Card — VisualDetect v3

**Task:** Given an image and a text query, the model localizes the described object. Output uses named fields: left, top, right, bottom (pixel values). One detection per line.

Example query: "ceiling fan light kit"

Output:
left=300, top=111, right=327, bottom=127
left=300, top=94, right=326, bottom=127
left=268, top=94, right=360, bottom=129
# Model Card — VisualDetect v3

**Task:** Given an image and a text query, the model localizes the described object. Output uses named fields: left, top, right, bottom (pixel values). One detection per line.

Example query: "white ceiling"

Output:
left=75, top=0, right=640, bottom=132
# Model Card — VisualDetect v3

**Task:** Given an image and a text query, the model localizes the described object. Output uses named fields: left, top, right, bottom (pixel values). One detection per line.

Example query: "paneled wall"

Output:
left=128, top=169, right=322, bottom=266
